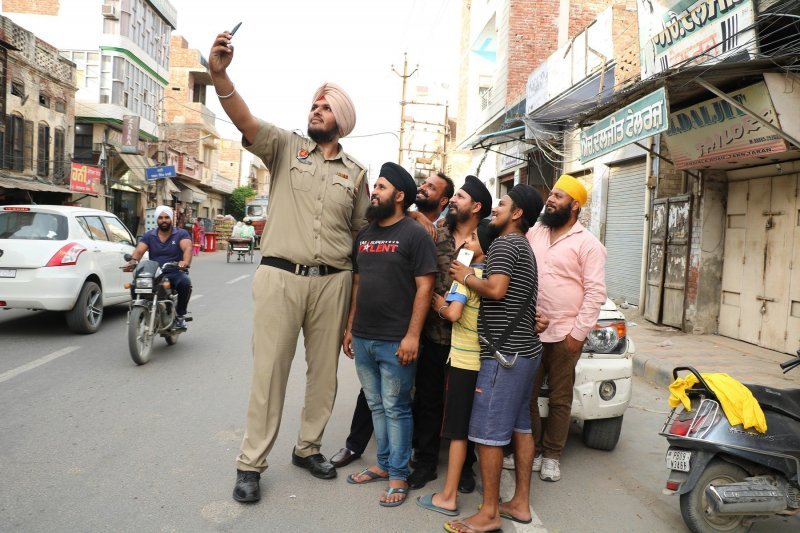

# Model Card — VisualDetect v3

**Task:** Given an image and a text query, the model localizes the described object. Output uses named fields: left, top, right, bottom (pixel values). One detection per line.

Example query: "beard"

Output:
left=445, top=206, right=471, bottom=233
left=414, top=195, right=439, bottom=213
left=307, top=122, right=338, bottom=144
left=486, top=218, right=502, bottom=241
left=541, top=204, right=572, bottom=228
left=158, top=221, right=173, bottom=232
left=366, top=192, right=398, bottom=222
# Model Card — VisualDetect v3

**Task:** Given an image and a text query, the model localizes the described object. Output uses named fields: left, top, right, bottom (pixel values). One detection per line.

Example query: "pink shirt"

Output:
left=526, top=221, right=607, bottom=343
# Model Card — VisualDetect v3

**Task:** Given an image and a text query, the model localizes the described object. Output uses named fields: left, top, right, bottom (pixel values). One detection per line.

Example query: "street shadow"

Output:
left=0, top=304, right=130, bottom=337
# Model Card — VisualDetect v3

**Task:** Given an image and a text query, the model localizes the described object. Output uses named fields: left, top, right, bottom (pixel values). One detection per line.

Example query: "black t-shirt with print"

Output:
left=352, top=216, right=437, bottom=341
left=479, top=233, right=542, bottom=359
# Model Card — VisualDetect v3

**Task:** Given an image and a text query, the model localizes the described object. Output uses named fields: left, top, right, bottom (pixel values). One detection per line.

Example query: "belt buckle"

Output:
left=307, top=266, right=320, bottom=277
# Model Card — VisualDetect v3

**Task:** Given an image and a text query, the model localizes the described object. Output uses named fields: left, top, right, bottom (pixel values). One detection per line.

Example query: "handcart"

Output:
left=227, top=237, right=254, bottom=263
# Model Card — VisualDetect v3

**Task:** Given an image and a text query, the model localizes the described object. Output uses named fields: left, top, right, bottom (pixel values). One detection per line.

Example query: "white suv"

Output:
left=0, top=205, right=136, bottom=333
left=537, top=299, right=634, bottom=450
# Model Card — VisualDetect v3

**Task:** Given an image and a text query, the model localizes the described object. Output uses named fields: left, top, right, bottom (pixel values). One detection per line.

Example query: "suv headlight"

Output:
left=135, top=278, right=154, bottom=289
left=584, top=320, right=626, bottom=354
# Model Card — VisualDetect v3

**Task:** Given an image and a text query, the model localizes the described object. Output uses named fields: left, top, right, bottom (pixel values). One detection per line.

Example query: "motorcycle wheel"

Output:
left=164, top=333, right=179, bottom=346
left=679, top=459, right=750, bottom=533
left=128, top=306, right=153, bottom=365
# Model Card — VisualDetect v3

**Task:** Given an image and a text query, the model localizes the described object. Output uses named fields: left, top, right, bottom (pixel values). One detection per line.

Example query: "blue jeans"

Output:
left=353, top=336, right=417, bottom=480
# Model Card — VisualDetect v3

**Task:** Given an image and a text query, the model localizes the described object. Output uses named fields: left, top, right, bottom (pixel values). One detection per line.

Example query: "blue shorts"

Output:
left=468, top=356, right=540, bottom=446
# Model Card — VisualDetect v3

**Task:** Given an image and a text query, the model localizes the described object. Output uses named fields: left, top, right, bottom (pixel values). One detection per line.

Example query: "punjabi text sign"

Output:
left=69, top=163, right=101, bottom=193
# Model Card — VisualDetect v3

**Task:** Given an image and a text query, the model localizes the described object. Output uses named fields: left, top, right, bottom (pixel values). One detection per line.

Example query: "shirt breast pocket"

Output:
left=329, top=175, right=355, bottom=206
left=289, top=160, right=316, bottom=191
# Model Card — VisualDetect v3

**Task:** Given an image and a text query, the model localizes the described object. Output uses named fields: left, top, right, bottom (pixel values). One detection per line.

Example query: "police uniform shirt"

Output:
left=243, top=119, right=369, bottom=271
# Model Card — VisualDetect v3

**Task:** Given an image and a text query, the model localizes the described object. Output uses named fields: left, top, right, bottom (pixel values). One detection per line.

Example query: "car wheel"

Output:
left=582, top=415, right=623, bottom=451
left=65, top=281, right=103, bottom=334
left=680, top=459, right=750, bottom=533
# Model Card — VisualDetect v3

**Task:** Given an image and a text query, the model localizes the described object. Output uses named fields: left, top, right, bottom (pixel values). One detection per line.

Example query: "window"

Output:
left=39, top=93, right=51, bottom=108
left=192, top=83, right=206, bottom=104
left=53, top=128, right=66, bottom=179
left=78, top=216, right=109, bottom=240
left=74, top=123, right=94, bottom=164
left=0, top=212, right=67, bottom=240
left=54, top=99, right=66, bottom=113
left=37, top=123, right=50, bottom=177
left=3, top=114, right=24, bottom=171
left=103, top=217, right=134, bottom=245
left=11, top=80, right=24, bottom=98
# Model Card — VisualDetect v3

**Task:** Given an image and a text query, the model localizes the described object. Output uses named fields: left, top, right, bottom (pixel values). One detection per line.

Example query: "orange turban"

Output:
left=311, top=82, right=356, bottom=138
left=553, top=174, right=588, bottom=207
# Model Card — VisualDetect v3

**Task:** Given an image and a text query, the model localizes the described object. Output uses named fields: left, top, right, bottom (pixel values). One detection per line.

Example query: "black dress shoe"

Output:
left=458, top=467, right=476, bottom=494
left=232, top=469, right=261, bottom=503
left=330, top=447, right=361, bottom=468
left=292, top=450, right=337, bottom=479
left=407, top=466, right=437, bottom=489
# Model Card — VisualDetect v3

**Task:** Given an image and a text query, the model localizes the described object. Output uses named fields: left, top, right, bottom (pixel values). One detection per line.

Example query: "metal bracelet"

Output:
left=217, top=85, right=236, bottom=99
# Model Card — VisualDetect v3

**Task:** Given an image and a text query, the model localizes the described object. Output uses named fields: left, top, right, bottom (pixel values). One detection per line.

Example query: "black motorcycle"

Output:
left=660, top=350, right=800, bottom=533
left=124, top=254, right=191, bottom=365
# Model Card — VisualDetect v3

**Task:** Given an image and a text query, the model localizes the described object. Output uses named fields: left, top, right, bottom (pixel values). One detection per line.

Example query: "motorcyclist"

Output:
left=126, top=205, right=193, bottom=329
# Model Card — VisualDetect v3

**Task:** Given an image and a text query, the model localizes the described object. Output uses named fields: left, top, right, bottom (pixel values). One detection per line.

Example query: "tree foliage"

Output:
left=227, top=185, right=255, bottom=220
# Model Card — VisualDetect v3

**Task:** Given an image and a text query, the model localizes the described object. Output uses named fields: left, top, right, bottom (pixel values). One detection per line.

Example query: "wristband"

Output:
left=217, top=85, right=236, bottom=99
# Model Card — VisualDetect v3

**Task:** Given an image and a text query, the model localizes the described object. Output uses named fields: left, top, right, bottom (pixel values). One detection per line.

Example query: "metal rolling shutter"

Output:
left=604, top=159, right=646, bottom=305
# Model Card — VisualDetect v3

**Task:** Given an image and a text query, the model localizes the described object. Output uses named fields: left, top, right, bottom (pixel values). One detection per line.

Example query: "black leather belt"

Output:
left=261, top=256, right=342, bottom=277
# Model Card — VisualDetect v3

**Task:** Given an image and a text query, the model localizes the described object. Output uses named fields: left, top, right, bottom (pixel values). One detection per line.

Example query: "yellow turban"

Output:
left=553, top=174, right=587, bottom=207
left=311, top=82, right=356, bottom=138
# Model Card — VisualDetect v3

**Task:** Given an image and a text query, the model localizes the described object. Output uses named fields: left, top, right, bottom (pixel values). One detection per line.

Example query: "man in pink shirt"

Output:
left=525, top=174, right=607, bottom=482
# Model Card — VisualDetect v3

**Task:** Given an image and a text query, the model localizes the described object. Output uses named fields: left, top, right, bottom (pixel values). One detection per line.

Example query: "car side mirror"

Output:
left=123, top=253, right=132, bottom=262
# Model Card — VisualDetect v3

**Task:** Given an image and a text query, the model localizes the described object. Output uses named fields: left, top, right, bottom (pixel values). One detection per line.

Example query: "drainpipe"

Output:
left=638, top=134, right=657, bottom=309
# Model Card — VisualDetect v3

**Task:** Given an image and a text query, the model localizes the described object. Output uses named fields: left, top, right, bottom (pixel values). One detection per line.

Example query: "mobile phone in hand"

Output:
left=230, top=22, right=242, bottom=37
left=456, top=248, right=474, bottom=266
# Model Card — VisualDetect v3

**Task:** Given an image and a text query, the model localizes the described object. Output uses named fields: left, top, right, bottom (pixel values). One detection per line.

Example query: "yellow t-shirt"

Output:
left=445, top=267, right=483, bottom=371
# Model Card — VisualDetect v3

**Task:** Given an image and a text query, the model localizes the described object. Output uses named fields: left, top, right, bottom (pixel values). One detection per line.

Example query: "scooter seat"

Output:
left=747, top=384, right=800, bottom=422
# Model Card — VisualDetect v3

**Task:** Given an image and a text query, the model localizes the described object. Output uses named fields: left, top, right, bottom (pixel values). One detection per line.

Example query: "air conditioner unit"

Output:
left=102, top=4, right=118, bottom=20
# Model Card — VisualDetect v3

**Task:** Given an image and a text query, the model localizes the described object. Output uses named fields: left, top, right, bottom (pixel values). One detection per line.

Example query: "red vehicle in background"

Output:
left=243, top=196, right=269, bottom=245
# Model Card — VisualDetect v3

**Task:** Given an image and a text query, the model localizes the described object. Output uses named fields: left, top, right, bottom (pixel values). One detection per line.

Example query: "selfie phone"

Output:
left=456, top=248, right=474, bottom=266
left=230, top=22, right=242, bottom=37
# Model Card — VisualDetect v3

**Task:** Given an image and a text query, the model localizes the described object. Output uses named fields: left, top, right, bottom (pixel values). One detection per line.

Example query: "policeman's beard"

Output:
left=307, top=122, right=338, bottom=144
left=541, top=204, right=572, bottom=228
left=366, top=191, right=398, bottom=222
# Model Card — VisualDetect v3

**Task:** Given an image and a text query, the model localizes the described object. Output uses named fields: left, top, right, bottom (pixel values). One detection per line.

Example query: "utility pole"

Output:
left=392, top=53, right=418, bottom=165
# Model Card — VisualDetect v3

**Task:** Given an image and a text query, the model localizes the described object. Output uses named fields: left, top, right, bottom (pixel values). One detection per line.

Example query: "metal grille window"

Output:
left=37, top=123, right=50, bottom=177
left=3, top=114, right=24, bottom=171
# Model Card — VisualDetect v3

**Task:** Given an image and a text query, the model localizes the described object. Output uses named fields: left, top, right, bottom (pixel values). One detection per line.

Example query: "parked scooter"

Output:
left=660, top=350, right=800, bottom=533
left=124, top=253, right=191, bottom=365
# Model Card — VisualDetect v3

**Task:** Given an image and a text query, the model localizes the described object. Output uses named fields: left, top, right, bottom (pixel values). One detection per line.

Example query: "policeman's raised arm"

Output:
left=209, top=30, right=259, bottom=145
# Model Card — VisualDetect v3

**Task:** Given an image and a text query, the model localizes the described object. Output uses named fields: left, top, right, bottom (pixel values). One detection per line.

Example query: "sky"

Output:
left=166, top=0, right=461, bottom=179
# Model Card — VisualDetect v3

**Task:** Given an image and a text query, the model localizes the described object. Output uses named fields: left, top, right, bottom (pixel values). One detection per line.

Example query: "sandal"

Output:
left=347, top=468, right=389, bottom=485
left=443, top=519, right=502, bottom=533
left=379, top=486, right=409, bottom=507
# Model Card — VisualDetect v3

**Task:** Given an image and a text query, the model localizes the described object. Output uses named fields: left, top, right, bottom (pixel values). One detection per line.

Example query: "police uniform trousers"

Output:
left=236, top=265, right=352, bottom=472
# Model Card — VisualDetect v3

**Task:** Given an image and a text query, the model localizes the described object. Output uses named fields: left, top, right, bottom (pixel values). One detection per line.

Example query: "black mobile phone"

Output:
left=229, top=22, right=242, bottom=37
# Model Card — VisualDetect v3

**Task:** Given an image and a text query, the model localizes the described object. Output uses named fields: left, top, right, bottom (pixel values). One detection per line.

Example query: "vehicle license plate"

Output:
left=135, top=289, right=152, bottom=294
left=0, top=269, right=16, bottom=278
left=666, top=450, right=691, bottom=472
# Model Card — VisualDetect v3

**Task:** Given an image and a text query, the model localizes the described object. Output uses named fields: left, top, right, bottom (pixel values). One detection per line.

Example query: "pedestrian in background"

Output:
left=447, top=183, right=544, bottom=533
left=209, top=28, right=369, bottom=504
left=343, top=162, right=436, bottom=508
left=526, top=174, right=606, bottom=482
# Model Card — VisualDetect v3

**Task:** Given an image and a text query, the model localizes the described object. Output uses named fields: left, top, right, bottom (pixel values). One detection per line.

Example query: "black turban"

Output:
left=379, top=162, right=417, bottom=209
left=460, top=175, right=493, bottom=219
left=507, top=183, right=544, bottom=227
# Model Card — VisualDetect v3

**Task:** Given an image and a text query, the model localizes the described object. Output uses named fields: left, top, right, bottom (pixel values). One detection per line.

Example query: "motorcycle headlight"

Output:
left=135, top=278, right=154, bottom=289
left=584, top=321, right=626, bottom=354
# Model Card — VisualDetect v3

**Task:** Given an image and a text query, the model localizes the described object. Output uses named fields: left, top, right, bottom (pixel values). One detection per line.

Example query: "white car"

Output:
left=0, top=205, right=137, bottom=333
left=537, top=299, right=635, bottom=450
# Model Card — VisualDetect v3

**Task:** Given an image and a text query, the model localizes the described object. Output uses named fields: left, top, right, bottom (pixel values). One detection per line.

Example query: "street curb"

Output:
left=632, top=353, right=674, bottom=389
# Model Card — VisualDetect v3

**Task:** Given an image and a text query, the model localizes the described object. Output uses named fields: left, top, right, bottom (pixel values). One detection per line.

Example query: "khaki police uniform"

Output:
left=236, top=119, right=369, bottom=473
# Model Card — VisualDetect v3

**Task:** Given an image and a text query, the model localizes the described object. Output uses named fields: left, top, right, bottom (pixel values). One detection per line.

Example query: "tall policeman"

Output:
left=209, top=29, right=369, bottom=504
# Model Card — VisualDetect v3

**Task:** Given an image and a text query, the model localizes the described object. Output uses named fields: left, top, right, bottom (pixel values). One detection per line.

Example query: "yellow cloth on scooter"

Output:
left=668, top=373, right=767, bottom=433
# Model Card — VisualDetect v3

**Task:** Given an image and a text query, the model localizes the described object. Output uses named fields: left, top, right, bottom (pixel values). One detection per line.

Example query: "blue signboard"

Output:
left=145, top=165, right=176, bottom=180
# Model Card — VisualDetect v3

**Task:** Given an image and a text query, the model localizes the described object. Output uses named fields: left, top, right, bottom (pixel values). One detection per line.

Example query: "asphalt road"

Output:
left=1, top=251, right=798, bottom=532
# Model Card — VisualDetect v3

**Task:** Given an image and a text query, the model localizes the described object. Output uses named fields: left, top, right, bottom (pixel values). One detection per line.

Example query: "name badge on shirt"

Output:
left=335, top=172, right=349, bottom=180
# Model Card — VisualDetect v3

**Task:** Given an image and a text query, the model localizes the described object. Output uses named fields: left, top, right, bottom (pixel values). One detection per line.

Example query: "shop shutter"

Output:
left=604, top=159, right=647, bottom=305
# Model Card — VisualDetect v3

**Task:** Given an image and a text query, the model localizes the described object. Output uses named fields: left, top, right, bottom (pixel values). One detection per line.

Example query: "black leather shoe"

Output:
left=407, top=466, right=437, bottom=489
left=232, top=469, right=261, bottom=503
left=458, top=467, right=476, bottom=494
left=330, top=447, right=361, bottom=468
left=292, top=450, right=337, bottom=479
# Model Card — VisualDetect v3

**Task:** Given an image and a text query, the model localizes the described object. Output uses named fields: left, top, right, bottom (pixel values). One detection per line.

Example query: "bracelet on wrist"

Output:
left=216, top=85, right=236, bottom=99
left=463, top=272, right=475, bottom=285
left=437, top=304, right=447, bottom=320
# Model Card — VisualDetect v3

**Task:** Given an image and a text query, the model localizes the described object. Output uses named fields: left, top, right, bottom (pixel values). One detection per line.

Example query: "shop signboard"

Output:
left=637, top=0, right=756, bottom=80
left=580, top=88, right=669, bottom=163
left=69, top=163, right=101, bottom=193
left=121, top=115, right=141, bottom=154
left=663, top=81, right=788, bottom=169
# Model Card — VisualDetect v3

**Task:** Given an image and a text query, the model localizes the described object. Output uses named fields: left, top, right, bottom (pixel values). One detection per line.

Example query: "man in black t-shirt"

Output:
left=342, top=162, right=436, bottom=508
left=448, top=183, right=544, bottom=532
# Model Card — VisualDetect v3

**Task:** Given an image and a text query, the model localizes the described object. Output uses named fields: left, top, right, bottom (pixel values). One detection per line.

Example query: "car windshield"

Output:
left=0, top=212, right=67, bottom=240
left=246, top=205, right=265, bottom=217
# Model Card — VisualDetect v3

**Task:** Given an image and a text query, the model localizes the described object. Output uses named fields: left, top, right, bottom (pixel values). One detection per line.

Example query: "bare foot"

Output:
left=498, top=499, right=532, bottom=523
left=444, top=517, right=501, bottom=532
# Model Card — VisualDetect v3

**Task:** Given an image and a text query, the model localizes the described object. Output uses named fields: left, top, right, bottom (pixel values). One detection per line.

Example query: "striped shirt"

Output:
left=479, top=234, right=541, bottom=359
left=445, top=266, right=484, bottom=371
